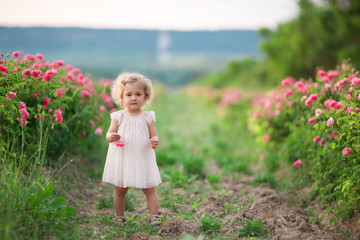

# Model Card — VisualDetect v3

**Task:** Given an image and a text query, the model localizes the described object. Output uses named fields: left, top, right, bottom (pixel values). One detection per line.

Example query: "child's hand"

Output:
left=110, top=133, right=121, bottom=142
left=149, top=136, right=159, bottom=149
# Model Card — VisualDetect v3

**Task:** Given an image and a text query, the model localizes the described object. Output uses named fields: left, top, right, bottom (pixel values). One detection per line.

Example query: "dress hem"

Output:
left=102, top=180, right=161, bottom=189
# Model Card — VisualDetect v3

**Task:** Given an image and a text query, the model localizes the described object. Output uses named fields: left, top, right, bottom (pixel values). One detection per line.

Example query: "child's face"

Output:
left=122, top=82, right=147, bottom=112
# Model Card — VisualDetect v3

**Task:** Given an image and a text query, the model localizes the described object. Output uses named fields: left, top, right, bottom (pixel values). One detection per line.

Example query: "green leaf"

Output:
left=41, top=184, right=54, bottom=201
left=54, top=207, right=78, bottom=218
left=47, top=197, right=67, bottom=210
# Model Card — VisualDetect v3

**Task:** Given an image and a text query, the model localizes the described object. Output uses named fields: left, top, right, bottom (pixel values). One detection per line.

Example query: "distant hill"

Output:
left=0, top=27, right=260, bottom=85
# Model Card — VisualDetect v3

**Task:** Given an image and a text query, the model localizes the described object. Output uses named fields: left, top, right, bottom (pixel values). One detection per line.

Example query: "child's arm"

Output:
left=149, top=120, right=159, bottom=149
left=106, top=119, right=121, bottom=143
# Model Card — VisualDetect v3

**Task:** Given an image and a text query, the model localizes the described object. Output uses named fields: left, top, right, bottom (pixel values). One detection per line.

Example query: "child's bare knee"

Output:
left=115, top=187, right=128, bottom=196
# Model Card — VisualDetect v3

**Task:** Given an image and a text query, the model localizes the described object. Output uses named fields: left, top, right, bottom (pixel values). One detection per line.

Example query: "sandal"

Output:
left=149, top=214, right=161, bottom=225
left=116, top=215, right=126, bottom=225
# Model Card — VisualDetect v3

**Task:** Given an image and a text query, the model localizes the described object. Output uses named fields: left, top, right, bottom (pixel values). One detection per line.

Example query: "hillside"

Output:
left=0, top=27, right=260, bottom=85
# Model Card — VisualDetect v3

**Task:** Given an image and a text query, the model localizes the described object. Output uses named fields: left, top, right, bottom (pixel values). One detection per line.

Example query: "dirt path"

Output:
left=63, top=159, right=352, bottom=240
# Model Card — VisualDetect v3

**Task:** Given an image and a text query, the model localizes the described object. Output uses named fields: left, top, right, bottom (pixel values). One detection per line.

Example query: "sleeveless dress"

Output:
left=102, top=110, right=161, bottom=188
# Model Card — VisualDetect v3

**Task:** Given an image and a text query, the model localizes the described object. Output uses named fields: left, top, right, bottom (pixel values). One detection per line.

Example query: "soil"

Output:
left=60, top=158, right=360, bottom=240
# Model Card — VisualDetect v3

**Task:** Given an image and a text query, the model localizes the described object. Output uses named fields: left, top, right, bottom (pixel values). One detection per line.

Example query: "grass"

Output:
left=238, top=218, right=270, bottom=238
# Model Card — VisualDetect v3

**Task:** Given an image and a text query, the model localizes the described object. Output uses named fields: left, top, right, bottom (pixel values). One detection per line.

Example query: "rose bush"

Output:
left=0, top=51, right=114, bottom=165
left=250, top=60, right=360, bottom=221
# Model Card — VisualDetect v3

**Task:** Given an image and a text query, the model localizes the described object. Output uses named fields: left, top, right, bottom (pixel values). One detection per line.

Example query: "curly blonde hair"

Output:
left=111, top=72, right=153, bottom=107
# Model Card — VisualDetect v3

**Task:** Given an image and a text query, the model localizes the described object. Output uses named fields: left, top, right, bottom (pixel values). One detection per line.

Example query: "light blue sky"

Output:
left=1, top=0, right=299, bottom=30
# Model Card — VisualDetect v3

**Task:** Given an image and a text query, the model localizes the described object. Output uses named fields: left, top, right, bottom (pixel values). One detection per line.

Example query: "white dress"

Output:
left=102, top=110, right=161, bottom=188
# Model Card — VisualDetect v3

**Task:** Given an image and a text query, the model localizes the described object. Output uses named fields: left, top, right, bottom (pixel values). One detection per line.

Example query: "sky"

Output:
left=0, top=0, right=299, bottom=30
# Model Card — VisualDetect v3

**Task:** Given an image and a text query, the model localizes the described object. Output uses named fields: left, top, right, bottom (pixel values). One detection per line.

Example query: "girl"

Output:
left=102, top=72, right=161, bottom=225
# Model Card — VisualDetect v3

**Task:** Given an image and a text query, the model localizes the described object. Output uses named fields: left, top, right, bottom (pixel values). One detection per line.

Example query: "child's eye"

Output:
left=137, top=93, right=141, bottom=96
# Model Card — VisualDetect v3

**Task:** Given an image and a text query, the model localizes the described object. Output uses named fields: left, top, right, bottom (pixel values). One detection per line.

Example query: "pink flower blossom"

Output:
left=6, top=91, right=17, bottom=99
left=315, top=109, right=322, bottom=116
left=71, top=68, right=81, bottom=75
left=55, top=89, right=66, bottom=97
left=342, top=147, right=352, bottom=155
left=19, top=101, right=26, bottom=109
left=317, top=70, right=326, bottom=77
left=35, top=53, right=43, bottom=60
left=81, top=89, right=90, bottom=98
left=220, top=89, right=241, bottom=107
left=293, top=159, right=303, bottom=167
left=21, top=108, right=29, bottom=118
left=2, top=126, right=5, bottom=130
left=342, top=64, right=347, bottom=72
left=263, top=134, right=270, bottom=142
left=305, top=98, right=313, bottom=106
left=19, top=117, right=27, bottom=126
left=102, top=92, right=114, bottom=108
left=0, top=65, right=7, bottom=72
left=94, top=127, right=103, bottom=136
left=283, top=89, right=293, bottom=99
left=12, top=51, right=20, bottom=58
left=327, top=70, right=339, bottom=79
left=281, top=77, right=294, bottom=86
left=31, top=70, right=41, bottom=79
left=43, top=70, right=57, bottom=81
left=89, top=120, right=95, bottom=127
left=41, top=97, right=49, bottom=107
left=100, top=105, right=106, bottom=113
left=351, top=78, right=360, bottom=86
left=65, top=64, right=73, bottom=71
left=313, top=136, right=321, bottom=143
left=22, top=54, right=35, bottom=62
left=327, top=117, right=334, bottom=126
left=308, top=117, right=316, bottom=124
left=22, top=69, right=31, bottom=77
left=115, top=141, right=125, bottom=147
left=310, top=94, right=318, bottom=100
left=330, top=131, right=338, bottom=139
left=54, top=108, right=63, bottom=123
left=33, top=93, right=40, bottom=98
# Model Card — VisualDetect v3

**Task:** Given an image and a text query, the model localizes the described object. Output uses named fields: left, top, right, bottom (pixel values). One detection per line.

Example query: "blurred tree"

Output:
left=259, top=0, right=360, bottom=84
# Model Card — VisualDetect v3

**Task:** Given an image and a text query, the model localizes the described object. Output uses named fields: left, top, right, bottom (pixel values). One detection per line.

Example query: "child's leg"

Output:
left=114, top=187, right=128, bottom=217
left=142, top=187, right=159, bottom=216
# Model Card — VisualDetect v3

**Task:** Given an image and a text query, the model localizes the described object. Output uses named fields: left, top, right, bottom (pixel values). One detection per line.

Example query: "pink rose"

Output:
left=89, top=120, right=95, bottom=127
left=12, top=51, right=20, bottom=58
left=21, top=108, right=29, bottom=118
left=317, top=70, right=326, bottom=77
left=330, top=131, right=338, bottom=139
left=35, top=53, right=43, bottom=60
left=293, top=159, right=303, bottom=167
left=313, top=136, right=321, bottom=143
left=54, top=108, right=63, bottom=123
left=315, top=109, right=322, bottom=116
left=281, top=77, right=294, bottom=86
left=115, top=141, right=125, bottom=147
left=22, top=69, right=31, bottom=77
left=327, top=117, right=334, bottom=126
left=283, top=89, right=293, bottom=99
left=100, top=105, right=106, bottom=113
left=41, top=97, right=49, bottom=107
left=81, top=90, right=90, bottom=98
left=19, top=117, right=27, bottom=126
left=31, top=70, right=41, bottom=79
left=342, top=147, right=352, bottom=155
left=6, top=91, right=17, bottom=99
left=308, top=117, right=316, bottom=124
left=94, top=127, right=103, bottom=136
